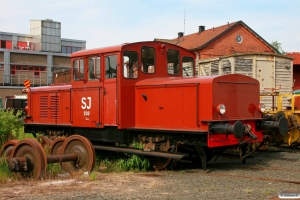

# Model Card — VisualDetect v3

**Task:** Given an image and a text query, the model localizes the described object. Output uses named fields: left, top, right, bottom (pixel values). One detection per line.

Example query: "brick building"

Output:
left=155, top=21, right=280, bottom=59
left=286, top=52, right=300, bottom=90
left=0, top=19, right=86, bottom=107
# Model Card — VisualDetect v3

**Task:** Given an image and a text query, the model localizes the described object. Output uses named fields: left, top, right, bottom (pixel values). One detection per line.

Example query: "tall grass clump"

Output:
left=95, top=141, right=150, bottom=172
left=0, top=109, right=24, bottom=146
left=0, top=156, right=12, bottom=183
left=117, top=154, right=150, bottom=172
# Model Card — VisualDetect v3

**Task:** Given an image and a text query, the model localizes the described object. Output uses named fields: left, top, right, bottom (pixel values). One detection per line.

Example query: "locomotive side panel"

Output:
left=135, top=86, right=161, bottom=128
left=71, top=87, right=102, bottom=128
left=135, top=83, right=198, bottom=130
left=60, top=89, right=71, bottom=125
left=28, top=92, right=61, bottom=124
left=104, top=79, right=117, bottom=126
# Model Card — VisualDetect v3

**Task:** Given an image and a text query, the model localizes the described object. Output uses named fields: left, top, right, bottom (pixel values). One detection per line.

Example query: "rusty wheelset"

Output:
left=0, top=135, right=95, bottom=179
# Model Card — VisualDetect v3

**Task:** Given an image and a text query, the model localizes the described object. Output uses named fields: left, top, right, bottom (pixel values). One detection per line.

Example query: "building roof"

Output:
left=286, top=52, right=300, bottom=65
left=155, top=21, right=279, bottom=53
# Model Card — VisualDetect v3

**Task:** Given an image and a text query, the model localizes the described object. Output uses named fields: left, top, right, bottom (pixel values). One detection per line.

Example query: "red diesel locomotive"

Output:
left=18, top=41, right=288, bottom=171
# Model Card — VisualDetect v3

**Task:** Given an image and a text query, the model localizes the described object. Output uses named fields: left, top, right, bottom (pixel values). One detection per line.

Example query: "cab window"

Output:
left=182, top=57, right=194, bottom=77
left=88, top=56, right=101, bottom=80
left=73, top=59, right=85, bottom=81
left=167, top=49, right=179, bottom=75
left=105, top=55, right=117, bottom=79
left=141, top=46, right=155, bottom=73
left=123, top=51, right=138, bottom=78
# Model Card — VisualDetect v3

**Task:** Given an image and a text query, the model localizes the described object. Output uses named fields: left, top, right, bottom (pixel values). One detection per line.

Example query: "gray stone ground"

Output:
left=1, top=148, right=300, bottom=200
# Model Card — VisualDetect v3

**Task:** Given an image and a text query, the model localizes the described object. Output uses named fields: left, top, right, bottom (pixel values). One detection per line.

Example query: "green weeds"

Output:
left=95, top=141, right=150, bottom=172
left=0, top=109, right=24, bottom=146
left=96, top=153, right=150, bottom=172
left=0, top=156, right=12, bottom=183
left=89, top=171, right=97, bottom=180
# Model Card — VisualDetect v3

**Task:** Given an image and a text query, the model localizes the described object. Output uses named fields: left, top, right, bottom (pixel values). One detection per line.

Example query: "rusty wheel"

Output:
left=37, top=136, right=52, bottom=147
left=151, top=146, right=176, bottom=171
left=10, top=139, right=47, bottom=179
left=61, top=135, right=95, bottom=173
left=0, top=140, right=19, bottom=158
left=50, top=137, right=66, bottom=155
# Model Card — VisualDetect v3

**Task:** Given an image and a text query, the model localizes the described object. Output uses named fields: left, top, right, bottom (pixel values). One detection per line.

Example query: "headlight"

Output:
left=24, top=105, right=28, bottom=113
left=257, top=103, right=265, bottom=113
left=217, top=104, right=226, bottom=115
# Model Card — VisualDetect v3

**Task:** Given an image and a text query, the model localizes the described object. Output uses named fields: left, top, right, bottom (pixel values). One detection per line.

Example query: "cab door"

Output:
left=71, top=56, right=104, bottom=128
left=103, top=54, right=118, bottom=126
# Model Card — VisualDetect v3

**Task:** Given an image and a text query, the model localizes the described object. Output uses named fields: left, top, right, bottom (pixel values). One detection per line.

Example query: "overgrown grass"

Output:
left=46, top=163, right=63, bottom=178
left=0, top=156, right=12, bottom=183
left=95, top=141, right=150, bottom=172
left=96, top=153, right=150, bottom=172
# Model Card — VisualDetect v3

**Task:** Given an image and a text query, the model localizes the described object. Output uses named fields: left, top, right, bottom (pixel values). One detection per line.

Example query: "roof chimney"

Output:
left=199, top=26, right=205, bottom=33
left=178, top=32, right=184, bottom=39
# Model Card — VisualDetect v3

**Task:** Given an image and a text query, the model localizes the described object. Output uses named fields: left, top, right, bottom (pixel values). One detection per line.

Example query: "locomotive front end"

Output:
left=206, top=74, right=288, bottom=148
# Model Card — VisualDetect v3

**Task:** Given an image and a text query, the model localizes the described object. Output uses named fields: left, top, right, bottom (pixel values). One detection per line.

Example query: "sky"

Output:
left=0, top=0, right=299, bottom=52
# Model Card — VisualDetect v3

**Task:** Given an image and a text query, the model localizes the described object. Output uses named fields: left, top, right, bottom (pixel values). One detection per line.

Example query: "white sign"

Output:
left=81, top=97, right=91, bottom=109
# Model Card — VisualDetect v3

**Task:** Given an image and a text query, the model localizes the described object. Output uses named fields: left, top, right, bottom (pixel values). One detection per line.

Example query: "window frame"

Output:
left=182, top=56, right=195, bottom=77
left=105, top=54, right=118, bottom=79
left=88, top=55, right=101, bottom=81
left=141, top=46, right=156, bottom=74
left=123, top=50, right=139, bottom=79
left=73, top=58, right=85, bottom=81
left=167, top=49, right=180, bottom=75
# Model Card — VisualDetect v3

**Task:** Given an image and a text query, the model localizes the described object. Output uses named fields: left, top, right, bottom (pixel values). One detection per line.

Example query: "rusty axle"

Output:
left=8, top=153, right=79, bottom=172
left=46, top=153, right=78, bottom=164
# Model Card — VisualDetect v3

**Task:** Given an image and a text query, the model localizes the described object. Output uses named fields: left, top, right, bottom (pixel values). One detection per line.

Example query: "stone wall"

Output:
left=0, top=52, right=3, bottom=62
left=53, top=56, right=70, bottom=66
left=10, top=53, right=47, bottom=65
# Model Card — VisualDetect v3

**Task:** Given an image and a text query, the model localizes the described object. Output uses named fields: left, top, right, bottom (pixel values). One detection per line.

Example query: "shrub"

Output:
left=0, top=109, right=24, bottom=147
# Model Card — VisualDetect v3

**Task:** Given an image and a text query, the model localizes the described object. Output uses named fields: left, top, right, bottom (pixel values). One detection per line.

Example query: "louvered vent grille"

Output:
left=50, top=96, right=59, bottom=119
left=40, top=96, right=48, bottom=118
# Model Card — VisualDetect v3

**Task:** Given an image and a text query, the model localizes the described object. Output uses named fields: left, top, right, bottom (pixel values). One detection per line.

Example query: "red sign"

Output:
left=24, top=80, right=31, bottom=88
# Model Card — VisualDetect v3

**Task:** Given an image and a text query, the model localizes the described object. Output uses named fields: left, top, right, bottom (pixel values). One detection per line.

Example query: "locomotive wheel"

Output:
left=50, top=137, right=67, bottom=155
left=11, top=139, right=47, bottom=179
left=151, top=146, right=176, bottom=171
left=61, top=135, right=95, bottom=173
left=0, top=140, right=19, bottom=158
left=37, top=136, right=52, bottom=147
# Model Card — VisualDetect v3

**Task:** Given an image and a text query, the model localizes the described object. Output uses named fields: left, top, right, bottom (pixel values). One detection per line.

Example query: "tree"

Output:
left=271, top=41, right=286, bottom=55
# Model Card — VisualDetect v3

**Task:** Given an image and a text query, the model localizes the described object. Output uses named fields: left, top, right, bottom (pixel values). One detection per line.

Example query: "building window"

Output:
left=62, top=46, right=82, bottom=54
left=34, top=71, right=40, bottom=77
left=62, top=46, right=67, bottom=53
left=10, top=65, right=46, bottom=76
left=1, top=40, right=12, bottom=49
left=10, top=66, right=16, bottom=76
left=0, top=64, right=3, bottom=70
